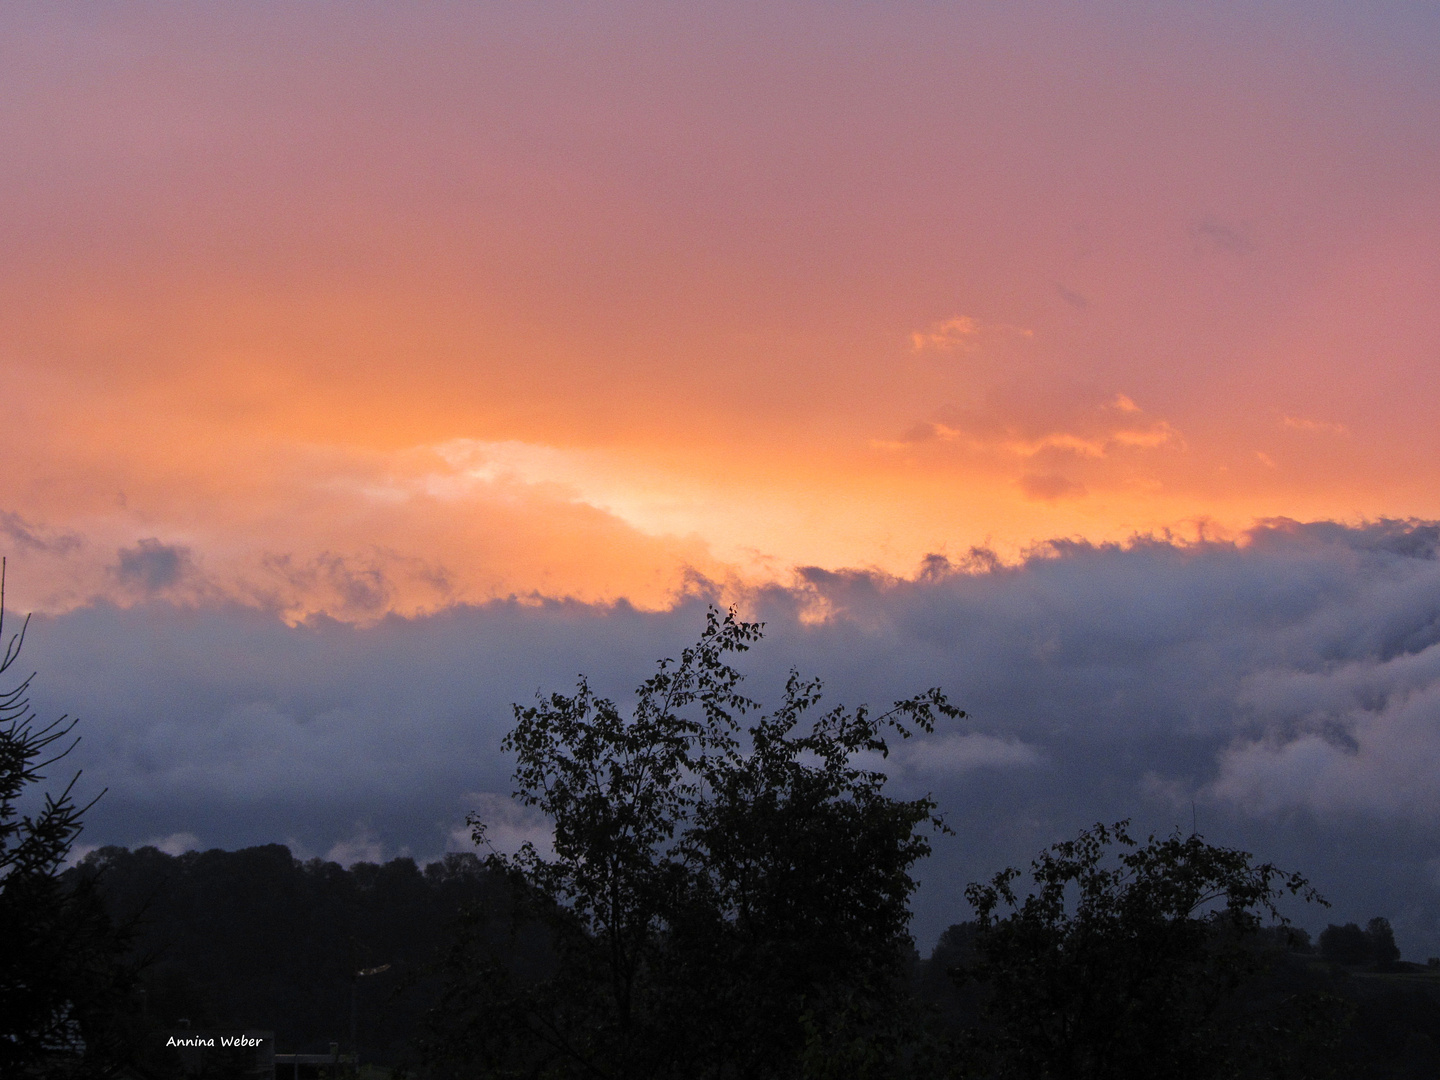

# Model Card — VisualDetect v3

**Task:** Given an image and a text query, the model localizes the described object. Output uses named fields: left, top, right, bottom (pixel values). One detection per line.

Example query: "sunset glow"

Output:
left=2, top=2, right=1436, bottom=619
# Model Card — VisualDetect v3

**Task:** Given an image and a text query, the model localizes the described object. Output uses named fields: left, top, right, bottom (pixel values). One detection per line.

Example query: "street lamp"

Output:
left=351, top=963, right=392, bottom=1071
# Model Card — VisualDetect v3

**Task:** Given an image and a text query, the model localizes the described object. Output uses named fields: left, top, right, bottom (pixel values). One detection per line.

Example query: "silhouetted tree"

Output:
left=425, top=607, right=963, bottom=1079
left=1368, top=917, right=1401, bottom=970
left=1319, top=917, right=1402, bottom=971
left=1320, top=922, right=1373, bottom=967
left=0, top=564, right=138, bottom=1078
left=958, top=822, right=1336, bottom=1080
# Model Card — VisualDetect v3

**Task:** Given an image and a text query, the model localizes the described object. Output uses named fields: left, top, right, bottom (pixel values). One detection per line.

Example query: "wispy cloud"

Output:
left=909, top=316, right=1033, bottom=353
left=911, top=316, right=981, bottom=351
left=459, top=792, right=556, bottom=860
left=143, top=831, right=201, bottom=857
left=0, top=511, right=82, bottom=556
left=1282, top=415, right=1349, bottom=436
left=892, top=732, right=1042, bottom=774
left=1194, top=216, right=1256, bottom=255
left=888, top=390, right=1179, bottom=462
left=1018, top=473, right=1087, bottom=502
left=325, top=825, right=402, bottom=867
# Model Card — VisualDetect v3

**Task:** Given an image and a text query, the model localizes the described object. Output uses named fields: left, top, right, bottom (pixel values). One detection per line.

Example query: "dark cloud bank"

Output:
left=23, top=520, right=1440, bottom=954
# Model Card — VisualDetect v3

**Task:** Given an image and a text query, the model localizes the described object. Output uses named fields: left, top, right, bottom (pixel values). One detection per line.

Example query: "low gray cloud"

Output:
left=115, top=539, right=193, bottom=593
left=254, top=549, right=455, bottom=623
left=0, top=510, right=83, bottom=555
left=25, top=519, right=1440, bottom=956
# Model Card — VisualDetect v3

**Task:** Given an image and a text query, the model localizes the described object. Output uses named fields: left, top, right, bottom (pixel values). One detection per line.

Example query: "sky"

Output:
left=4, top=2, right=1440, bottom=952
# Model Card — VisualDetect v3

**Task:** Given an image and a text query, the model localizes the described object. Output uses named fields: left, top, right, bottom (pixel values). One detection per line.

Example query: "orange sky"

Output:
left=1, top=2, right=1438, bottom=618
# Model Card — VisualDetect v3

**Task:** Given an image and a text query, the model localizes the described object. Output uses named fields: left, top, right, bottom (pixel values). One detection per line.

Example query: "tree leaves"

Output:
left=0, top=563, right=139, bottom=1079
left=959, top=822, right=1333, bottom=1080
left=436, top=606, right=964, bottom=1079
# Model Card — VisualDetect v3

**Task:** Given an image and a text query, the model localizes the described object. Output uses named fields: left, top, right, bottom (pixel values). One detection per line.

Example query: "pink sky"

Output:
left=2, top=2, right=1437, bottom=618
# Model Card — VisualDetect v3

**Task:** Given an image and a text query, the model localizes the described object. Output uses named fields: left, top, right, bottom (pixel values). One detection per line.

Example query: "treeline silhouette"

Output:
left=919, top=918, right=1440, bottom=1079
left=70, top=844, right=508, bottom=1069
left=1319, top=917, right=1403, bottom=970
left=64, top=843, right=1440, bottom=1078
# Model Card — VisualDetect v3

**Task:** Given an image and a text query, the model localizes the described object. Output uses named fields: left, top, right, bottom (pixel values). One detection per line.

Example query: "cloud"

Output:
left=892, top=733, right=1042, bottom=775
left=910, top=316, right=980, bottom=351
left=460, top=792, right=555, bottom=860
left=1195, top=216, right=1256, bottom=255
left=1282, top=415, right=1349, bottom=436
left=115, top=539, right=193, bottom=594
left=25, top=518, right=1440, bottom=955
left=256, top=550, right=454, bottom=624
left=325, top=826, right=389, bottom=867
left=0, top=436, right=727, bottom=621
left=1018, top=473, right=1087, bottom=502
left=909, top=316, right=1034, bottom=353
left=1203, top=637, right=1440, bottom=817
left=143, top=831, right=201, bottom=857
left=892, top=386, right=1179, bottom=463
left=0, top=511, right=82, bottom=556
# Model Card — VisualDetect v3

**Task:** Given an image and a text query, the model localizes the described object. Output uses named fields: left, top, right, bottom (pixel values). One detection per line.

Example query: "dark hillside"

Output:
left=71, top=845, right=505, bottom=1068
left=915, top=922, right=1440, bottom=1080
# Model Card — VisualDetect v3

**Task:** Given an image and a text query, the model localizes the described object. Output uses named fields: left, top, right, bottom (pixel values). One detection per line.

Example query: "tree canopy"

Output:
left=956, top=822, right=1338, bottom=1080
left=1319, top=918, right=1401, bottom=970
left=0, top=565, right=138, bottom=1078
left=425, top=606, right=963, bottom=1080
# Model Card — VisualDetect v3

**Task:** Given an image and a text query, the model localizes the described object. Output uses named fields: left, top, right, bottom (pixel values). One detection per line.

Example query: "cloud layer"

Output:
left=23, top=519, right=1440, bottom=955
